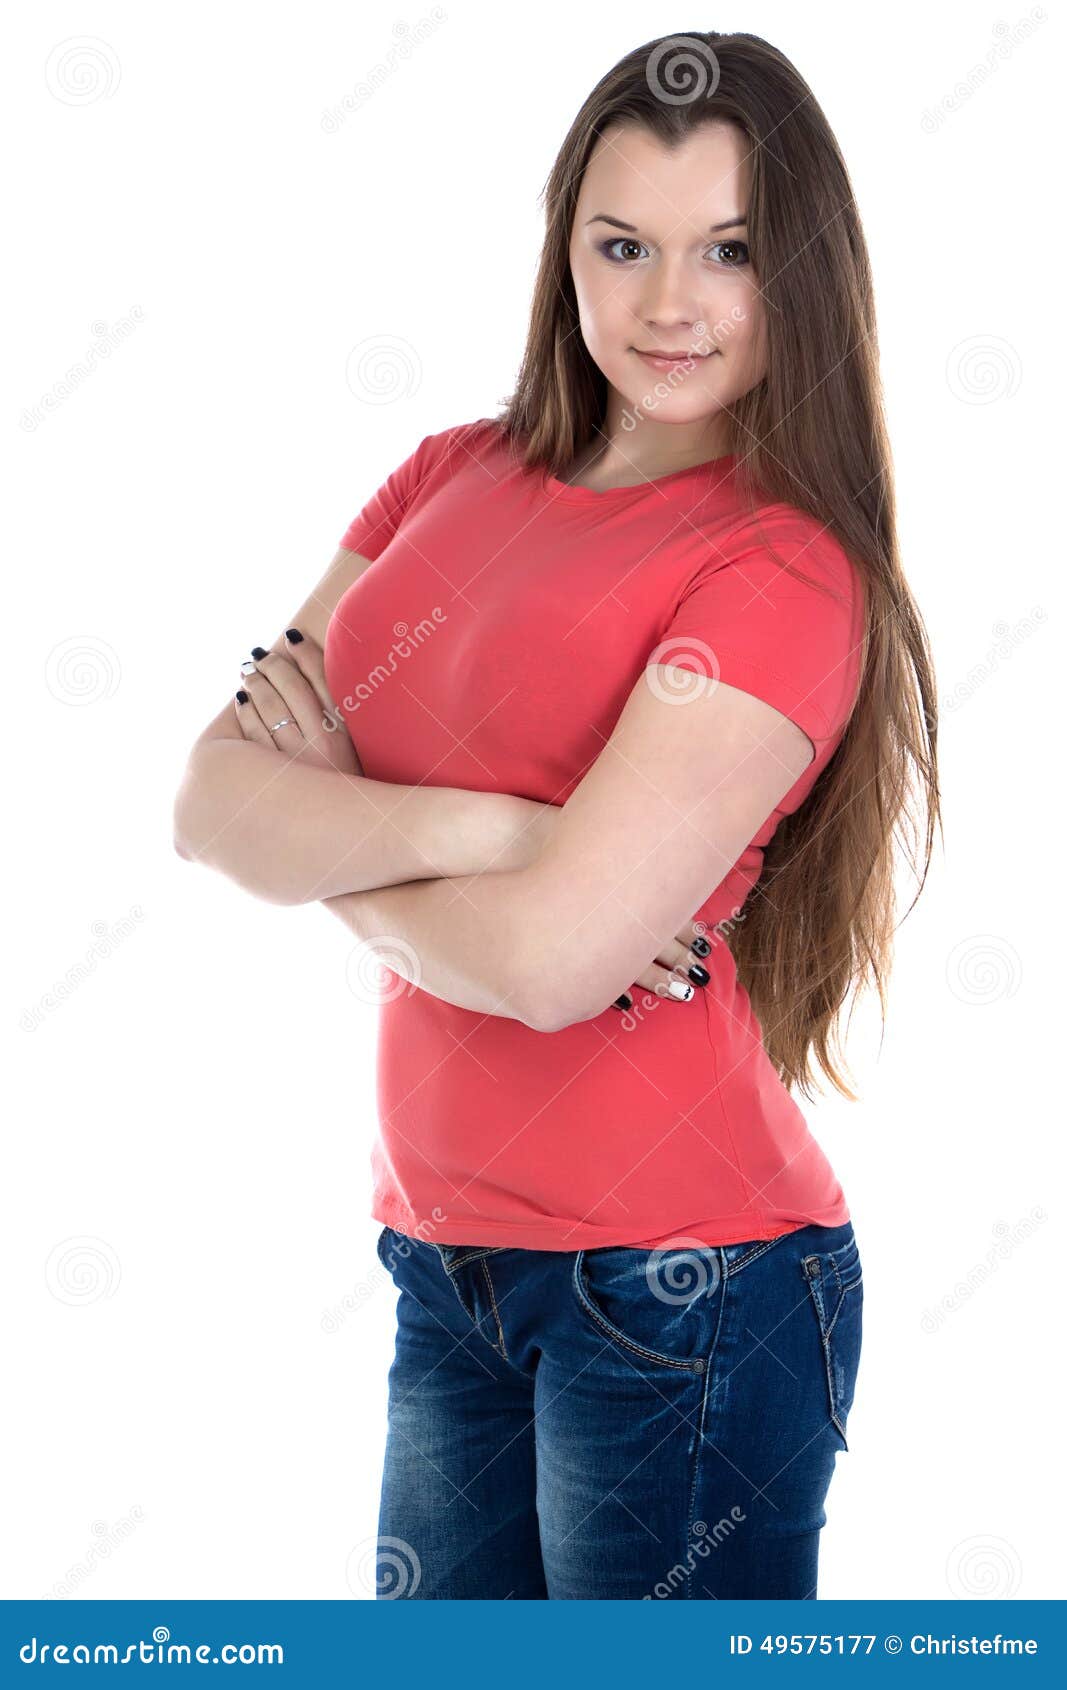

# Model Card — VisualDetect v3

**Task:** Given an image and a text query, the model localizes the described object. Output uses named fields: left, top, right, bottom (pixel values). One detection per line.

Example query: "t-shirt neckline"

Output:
left=539, top=451, right=736, bottom=505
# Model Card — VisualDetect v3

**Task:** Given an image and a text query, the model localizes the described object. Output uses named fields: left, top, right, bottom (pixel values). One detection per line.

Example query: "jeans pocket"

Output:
left=377, top=1225, right=417, bottom=1275
left=434, top=1244, right=510, bottom=1272
left=572, top=1245, right=720, bottom=1373
left=801, top=1233, right=863, bottom=1450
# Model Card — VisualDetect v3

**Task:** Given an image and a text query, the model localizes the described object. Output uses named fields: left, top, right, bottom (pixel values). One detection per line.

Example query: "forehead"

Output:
left=576, top=121, right=749, bottom=229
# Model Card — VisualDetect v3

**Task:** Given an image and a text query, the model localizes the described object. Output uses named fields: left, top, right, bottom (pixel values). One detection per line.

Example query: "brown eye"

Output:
left=710, top=240, right=750, bottom=267
left=601, top=238, right=648, bottom=263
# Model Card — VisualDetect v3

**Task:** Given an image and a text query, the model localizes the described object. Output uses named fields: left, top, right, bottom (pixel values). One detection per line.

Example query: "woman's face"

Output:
left=568, top=120, right=767, bottom=436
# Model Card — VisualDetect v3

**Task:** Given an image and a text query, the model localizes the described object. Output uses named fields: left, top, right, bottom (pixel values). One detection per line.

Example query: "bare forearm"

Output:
left=322, top=867, right=550, bottom=1027
left=173, top=739, right=538, bottom=906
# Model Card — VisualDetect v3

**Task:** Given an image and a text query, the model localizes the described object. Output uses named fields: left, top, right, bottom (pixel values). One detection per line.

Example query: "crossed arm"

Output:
left=176, top=674, right=814, bottom=1033
left=173, top=547, right=815, bottom=1033
left=325, top=667, right=814, bottom=1032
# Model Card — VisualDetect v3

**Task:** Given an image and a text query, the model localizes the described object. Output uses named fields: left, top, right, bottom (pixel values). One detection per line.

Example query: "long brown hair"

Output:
left=496, top=31, right=941, bottom=1102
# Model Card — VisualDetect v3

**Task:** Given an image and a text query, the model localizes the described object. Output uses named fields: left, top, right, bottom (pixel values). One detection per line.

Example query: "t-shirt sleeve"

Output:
left=653, top=515, right=865, bottom=750
left=337, top=432, right=437, bottom=560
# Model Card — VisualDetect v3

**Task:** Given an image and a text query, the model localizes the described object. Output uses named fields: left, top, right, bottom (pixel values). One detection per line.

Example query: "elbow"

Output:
left=171, top=777, right=296, bottom=906
left=504, top=874, right=623, bottom=1032
left=523, top=999, right=608, bottom=1035
left=172, top=783, right=197, bottom=862
left=515, top=960, right=612, bottom=1035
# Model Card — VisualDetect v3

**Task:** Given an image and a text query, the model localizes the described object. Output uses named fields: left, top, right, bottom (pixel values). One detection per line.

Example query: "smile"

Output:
left=634, top=349, right=717, bottom=368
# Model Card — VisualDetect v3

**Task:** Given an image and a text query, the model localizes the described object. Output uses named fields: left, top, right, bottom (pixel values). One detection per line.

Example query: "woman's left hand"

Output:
left=234, top=631, right=364, bottom=776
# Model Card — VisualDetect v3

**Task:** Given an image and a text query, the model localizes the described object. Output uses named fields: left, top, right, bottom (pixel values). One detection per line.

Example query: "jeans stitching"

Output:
left=572, top=1251, right=707, bottom=1374
left=439, top=1246, right=508, bottom=1272
left=802, top=1255, right=858, bottom=1447
left=685, top=1267, right=730, bottom=1596
left=479, top=1258, right=509, bottom=1359
left=724, top=1234, right=789, bottom=1278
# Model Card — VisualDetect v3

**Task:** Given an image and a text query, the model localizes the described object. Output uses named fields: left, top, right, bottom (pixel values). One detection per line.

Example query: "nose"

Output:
left=637, top=256, right=705, bottom=339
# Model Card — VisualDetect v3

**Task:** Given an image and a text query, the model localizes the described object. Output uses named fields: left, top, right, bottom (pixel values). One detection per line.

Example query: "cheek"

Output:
left=579, top=290, right=632, bottom=358
left=713, top=294, right=766, bottom=381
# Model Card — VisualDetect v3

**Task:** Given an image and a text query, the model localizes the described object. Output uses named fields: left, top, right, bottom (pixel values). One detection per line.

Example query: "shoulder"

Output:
left=717, top=502, right=863, bottom=610
left=665, top=499, right=867, bottom=748
left=419, top=415, right=508, bottom=466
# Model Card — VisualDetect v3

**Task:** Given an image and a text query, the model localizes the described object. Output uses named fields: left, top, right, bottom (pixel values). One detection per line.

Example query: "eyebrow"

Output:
left=585, top=213, right=747, bottom=234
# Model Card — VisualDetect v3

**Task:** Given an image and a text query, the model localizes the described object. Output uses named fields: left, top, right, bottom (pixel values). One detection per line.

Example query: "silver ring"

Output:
left=268, top=717, right=292, bottom=734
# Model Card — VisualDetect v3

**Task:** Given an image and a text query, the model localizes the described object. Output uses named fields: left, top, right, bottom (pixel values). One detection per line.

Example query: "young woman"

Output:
left=174, top=31, right=939, bottom=1599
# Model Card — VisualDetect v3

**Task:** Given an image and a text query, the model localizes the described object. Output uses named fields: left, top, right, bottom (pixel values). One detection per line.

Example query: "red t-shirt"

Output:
left=324, top=419, right=865, bottom=1251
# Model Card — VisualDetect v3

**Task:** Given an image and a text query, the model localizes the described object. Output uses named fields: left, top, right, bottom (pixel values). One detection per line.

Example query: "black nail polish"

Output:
left=613, top=993, right=633, bottom=1011
left=250, top=646, right=268, bottom=660
left=688, top=964, right=710, bottom=987
left=690, top=935, right=711, bottom=957
left=285, top=628, right=303, bottom=644
left=235, top=689, right=249, bottom=704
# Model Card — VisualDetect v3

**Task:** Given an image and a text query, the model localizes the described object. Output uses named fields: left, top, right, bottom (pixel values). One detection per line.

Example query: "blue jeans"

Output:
left=373, top=1218, right=863, bottom=1599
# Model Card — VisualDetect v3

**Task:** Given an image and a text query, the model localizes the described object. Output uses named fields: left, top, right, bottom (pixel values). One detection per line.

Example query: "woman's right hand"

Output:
left=235, top=630, right=365, bottom=777
left=504, top=799, right=713, bottom=1008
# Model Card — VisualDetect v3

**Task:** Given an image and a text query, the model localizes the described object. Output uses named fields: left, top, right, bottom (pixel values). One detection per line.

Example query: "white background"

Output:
left=4, top=0, right=1061, bottom=1601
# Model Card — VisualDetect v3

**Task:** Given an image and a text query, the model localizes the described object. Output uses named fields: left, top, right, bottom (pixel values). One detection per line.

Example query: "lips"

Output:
left=634, top=348, right=717, bottom=363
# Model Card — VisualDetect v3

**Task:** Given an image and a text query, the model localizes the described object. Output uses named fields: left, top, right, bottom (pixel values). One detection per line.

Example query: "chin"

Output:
left=622, top=385, right=723, bottom=426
